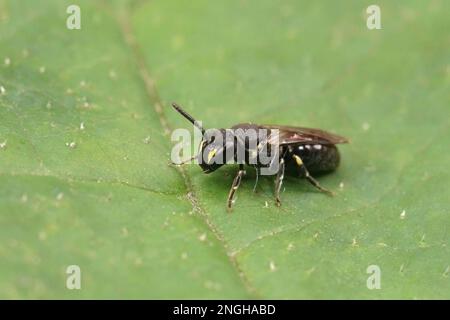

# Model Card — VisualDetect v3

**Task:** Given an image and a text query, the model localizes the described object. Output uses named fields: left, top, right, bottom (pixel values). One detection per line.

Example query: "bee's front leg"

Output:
left=274, top=158, right=285, bottom=206
left=227, top=164, right=246, bottom=212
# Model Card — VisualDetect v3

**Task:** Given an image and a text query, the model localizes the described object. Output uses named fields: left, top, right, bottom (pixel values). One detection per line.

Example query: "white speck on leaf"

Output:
left=287, top=243, right=294, bottom=251
left=4, top=57, right=10, bottom=66
left=419, top=234, right=427, bottom=247
left=66, top=141, right=76, bottom=149
left=400, top=210, right=406, bottom=219
left=362, top=122, right=370, bottom=131
left=443, top=266, right=449, bottom=277
left=339, top=182, right=344, bottom=189
left=352, top=238, right=358, bottom=247
left=198, top=233, right=207, bottom=242
left=181, top=252, right=188, bottom=260
left=143, top=136, right=151, bottom=144
left=80, top=80, right=86, bottom=87
left=56, top=192, right=64, bottom=201
left=80, top=122, right=85, bottom=130
left=0, top=140, right=6, bottom=149
left=39, top=66, right=46, bottom=73
left=264, top=201, right=269, bottom=208
left=269, top=261, right=277, bottom=272
left=306, top=266, right=316, bottom=276
left=0, top=85, right=6, bottom=95
left=46, top=101, right=52, bottom=109
left=109, top=70, right=117, bottom=79
left=21, top=194, right=28, bottom=203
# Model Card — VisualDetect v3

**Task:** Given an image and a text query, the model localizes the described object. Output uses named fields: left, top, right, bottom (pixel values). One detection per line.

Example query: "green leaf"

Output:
left=0, top=0, right=448, bottom=299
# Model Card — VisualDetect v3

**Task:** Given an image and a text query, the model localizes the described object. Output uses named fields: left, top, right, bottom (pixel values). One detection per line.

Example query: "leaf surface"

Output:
left=0, top=0, right=448, bottom=298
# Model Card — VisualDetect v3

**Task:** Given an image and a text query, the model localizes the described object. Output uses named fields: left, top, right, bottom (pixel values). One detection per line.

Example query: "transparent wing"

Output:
left=263, top=125, right=349, bottom=146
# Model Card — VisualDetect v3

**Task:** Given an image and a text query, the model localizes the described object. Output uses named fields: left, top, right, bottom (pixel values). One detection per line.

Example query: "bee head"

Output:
left=198, top=129, right=235, bottom=173
left=171, top=102, right=234, bottom=173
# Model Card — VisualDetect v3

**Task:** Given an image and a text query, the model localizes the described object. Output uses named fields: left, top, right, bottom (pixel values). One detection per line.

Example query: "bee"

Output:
left=171, top=103, right=348, bottom=211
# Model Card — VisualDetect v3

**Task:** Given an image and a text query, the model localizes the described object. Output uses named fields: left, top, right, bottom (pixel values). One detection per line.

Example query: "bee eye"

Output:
left=209, top=136, right=216, bottom=143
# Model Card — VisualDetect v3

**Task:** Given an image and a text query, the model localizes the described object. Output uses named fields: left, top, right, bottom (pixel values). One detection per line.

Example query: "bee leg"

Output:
left=274, top=158, right=285, bottom=206
left=304, top=170, right=335, bottom=196
left=170, top=154, right=197, bottom=166
left=292, top=154, right=335, bottom=196
left=252, top=166, right=259, bottom=192
left=227, top=164, right=246, bottom=211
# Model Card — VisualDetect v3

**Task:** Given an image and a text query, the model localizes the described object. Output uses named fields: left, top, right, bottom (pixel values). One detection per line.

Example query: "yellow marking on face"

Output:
left=207, top=149, right=217, bottom=163
left=293, top=154, right=303, bottom=167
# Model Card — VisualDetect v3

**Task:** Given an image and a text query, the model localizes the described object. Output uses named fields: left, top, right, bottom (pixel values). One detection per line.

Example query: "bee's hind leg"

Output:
left=292, top=154, right=335, bottom=196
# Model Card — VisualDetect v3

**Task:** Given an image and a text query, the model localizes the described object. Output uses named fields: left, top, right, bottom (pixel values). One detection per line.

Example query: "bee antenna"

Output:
left=171, top=102, right=205, bottom=134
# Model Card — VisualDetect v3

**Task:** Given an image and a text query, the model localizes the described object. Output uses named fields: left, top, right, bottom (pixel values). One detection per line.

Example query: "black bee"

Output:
left=171, top=103, right=348, bottom=211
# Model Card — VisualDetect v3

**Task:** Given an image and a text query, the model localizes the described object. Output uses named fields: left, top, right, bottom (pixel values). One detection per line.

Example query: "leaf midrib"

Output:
left=111, top=3, right=259, bottom=298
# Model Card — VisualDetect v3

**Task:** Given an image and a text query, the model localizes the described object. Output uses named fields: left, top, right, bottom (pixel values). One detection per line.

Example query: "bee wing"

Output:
left=263, top=125, right=349, bottom=146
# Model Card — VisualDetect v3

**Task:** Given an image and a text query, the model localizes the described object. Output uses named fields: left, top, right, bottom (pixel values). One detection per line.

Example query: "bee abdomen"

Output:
left=291, top=144, right=340, bottom=173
